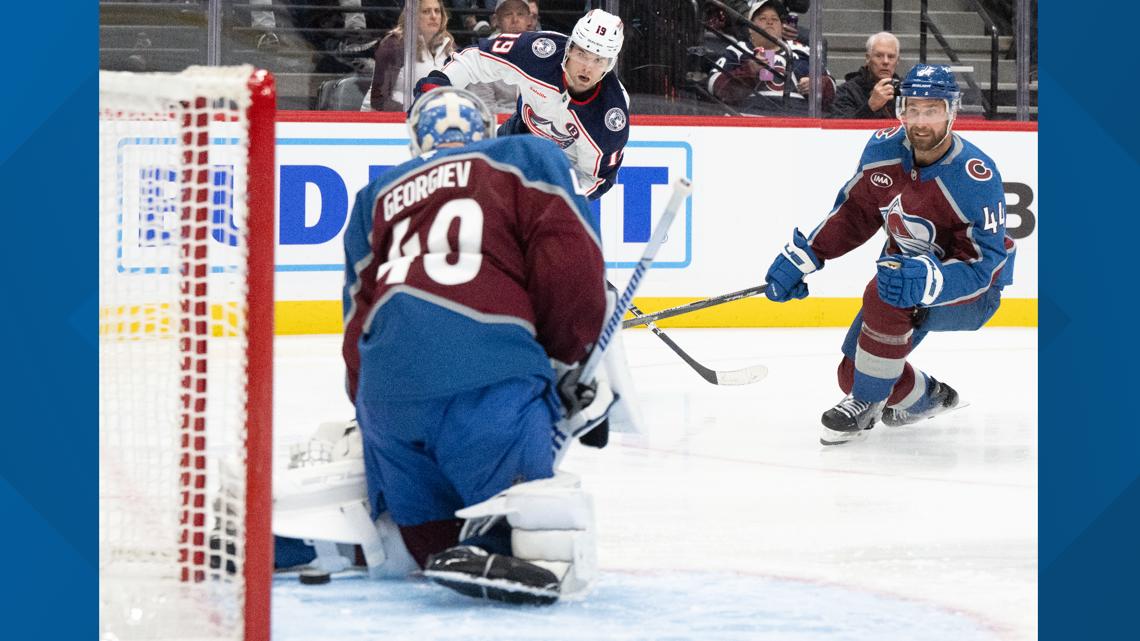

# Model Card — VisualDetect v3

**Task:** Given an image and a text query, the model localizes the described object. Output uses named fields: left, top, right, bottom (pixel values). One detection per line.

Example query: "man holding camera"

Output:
left=831, top=31, right=903, bottom=119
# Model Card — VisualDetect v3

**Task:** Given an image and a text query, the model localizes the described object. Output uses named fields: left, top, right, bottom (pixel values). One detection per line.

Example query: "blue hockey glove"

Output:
left=765, top=228, right=822, bottom=302
left=876, top=254, right=944, bottom=308
left=413, top=71, right=452, bottom=101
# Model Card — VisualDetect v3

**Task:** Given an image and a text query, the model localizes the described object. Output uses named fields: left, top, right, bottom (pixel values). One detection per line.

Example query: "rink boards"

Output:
left=142, top=113, right=1040, bottom=333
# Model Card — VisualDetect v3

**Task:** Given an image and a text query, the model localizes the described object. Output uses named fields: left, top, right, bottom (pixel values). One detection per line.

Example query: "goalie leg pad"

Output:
left=455, top=472, right=597, bottom=596
left=274, top=420, right=418, bottom=578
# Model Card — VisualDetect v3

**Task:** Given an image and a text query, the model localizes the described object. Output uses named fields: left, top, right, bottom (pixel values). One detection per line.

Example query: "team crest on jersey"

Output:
left=880, top=194, right=944, bottom=258
left=522, top=104, right=577, bottom=149
left=532, top=37, right=557, bottom=58
left=870, top=172, right=893, bottom=188
left=966, top=158, right=993, bottom=182
left=604, top=108, right=627, bottom=132
left=874, top=126, right=902, bottom=139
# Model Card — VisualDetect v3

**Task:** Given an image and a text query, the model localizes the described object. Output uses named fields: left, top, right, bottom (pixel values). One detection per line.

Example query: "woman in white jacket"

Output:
left=362, top=0, right=455, bottom=112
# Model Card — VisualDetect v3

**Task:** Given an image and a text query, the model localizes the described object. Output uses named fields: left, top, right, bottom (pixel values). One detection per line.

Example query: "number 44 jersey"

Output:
left=342, top=135, right=608, bottom=404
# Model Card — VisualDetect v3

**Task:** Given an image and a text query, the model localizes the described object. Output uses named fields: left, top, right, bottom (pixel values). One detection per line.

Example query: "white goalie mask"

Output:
left=563, top=9, right=624, bottom=74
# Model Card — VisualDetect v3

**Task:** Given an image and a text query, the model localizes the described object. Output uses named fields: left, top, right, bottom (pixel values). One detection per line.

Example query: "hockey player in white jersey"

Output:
left=413, top=9, right=629, bottom=200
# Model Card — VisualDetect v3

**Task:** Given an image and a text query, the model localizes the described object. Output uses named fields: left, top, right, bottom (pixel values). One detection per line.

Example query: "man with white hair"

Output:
left=831, top=31, right=904, bottom=119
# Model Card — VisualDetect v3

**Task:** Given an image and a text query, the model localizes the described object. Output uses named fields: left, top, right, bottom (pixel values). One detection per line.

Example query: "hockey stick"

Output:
left=621, top=283, right=768, bottom=328
left=554, top=177, right=691, bottom=460
left=628, top=304, right=767, bottom=386
left=578, top=177, right=691, bottom=384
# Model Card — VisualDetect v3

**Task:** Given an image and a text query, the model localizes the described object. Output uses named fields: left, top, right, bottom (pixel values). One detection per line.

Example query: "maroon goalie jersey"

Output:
left=342, top=135, right=608, bottom=402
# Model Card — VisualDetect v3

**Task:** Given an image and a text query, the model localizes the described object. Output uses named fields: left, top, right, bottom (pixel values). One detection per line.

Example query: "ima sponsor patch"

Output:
left=604, top=108, right=627, bottom=132
left=870, top=172, right=894, bottom=188
left=531, top=38, right=557, bottom=59
left=965, top=158, right=993, bottom=181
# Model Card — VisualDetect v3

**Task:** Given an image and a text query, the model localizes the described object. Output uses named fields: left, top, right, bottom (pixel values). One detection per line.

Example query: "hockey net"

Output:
left=99, top=66, right=275, bottom=641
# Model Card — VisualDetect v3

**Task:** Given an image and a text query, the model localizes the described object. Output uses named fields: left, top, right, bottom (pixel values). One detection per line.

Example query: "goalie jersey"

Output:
left=342, top=135, right=608, bottom=403
left=808, top=126, right=1017, bottom=306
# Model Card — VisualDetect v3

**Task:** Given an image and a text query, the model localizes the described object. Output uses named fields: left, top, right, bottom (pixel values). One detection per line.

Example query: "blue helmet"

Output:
left=897, top=64, right=961, bottom=118
left=407, top=86, right=496, bottom=156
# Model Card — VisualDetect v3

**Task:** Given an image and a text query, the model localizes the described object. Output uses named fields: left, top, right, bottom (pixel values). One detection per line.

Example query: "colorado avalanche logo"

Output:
left=965, top=158, right=993, bottom=182
left=880, top=194, right=944, bottom=258
left=522, top=104, right=576, bottom=149
left=531, top=37, right=556, bottom=59
left=604, top=108, right=627, bottom=132
left=874, top=126, right=902, bottom=140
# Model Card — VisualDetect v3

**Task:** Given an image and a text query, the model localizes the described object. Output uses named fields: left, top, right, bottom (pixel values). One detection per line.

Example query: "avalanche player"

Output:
left=761, top=64, right=1017, bottom=445
left=341, top=87, right=610, bottom=603
left=413, top=9, right=629, bottom=200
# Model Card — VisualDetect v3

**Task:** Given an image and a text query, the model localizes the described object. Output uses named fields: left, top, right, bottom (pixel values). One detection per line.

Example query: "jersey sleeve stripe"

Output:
left=446, top=49, right=561, bottom=94
left=362, top=284, right=538, bottom=337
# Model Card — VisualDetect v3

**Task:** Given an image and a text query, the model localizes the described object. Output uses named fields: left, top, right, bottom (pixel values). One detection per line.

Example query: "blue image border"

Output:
left=8, top=2, right=98, bottom=638
left=1038, top=4, right=1137, bottom=640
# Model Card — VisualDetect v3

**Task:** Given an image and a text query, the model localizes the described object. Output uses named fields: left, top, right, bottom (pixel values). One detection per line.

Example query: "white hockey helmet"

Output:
left=565, top=9, right=624, bottom=74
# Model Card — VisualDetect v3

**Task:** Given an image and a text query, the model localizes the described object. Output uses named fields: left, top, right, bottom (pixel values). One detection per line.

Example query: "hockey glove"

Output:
left=413, top=71, right=452, bottom=102
left=765, top=228, right=822, bottom=302
left=876, top=254, right=944, bottom=308
left=556, top=365, right=597, bottom=418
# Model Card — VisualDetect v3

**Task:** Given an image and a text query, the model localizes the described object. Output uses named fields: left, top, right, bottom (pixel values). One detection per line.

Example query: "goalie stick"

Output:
left=621, top=283, right=769, bottom=328
left=555, top=177, right=691, bottom=457
left=628, top=304, right=767, bottom=386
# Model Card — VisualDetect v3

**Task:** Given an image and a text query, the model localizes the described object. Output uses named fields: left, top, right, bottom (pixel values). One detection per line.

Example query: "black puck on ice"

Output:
left=299, top=569, right=331, bottom=585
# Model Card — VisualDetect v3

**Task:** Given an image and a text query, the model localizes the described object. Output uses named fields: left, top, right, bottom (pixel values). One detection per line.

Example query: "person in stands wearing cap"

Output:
left=412, top=8, right=629, bottom=200
left=465, top=0, right=540, bottom=114
left=708, top=0, right=834, bottom=116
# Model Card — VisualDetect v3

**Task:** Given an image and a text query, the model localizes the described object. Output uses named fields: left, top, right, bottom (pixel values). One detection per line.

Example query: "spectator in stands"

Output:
left=527, top=1, right=542, bottom=31
left=830, top=32, right=903, bottom=119
left=707, top=0, right=834, bottom=116
left=363, top=0, right=456, bottom=111
left=468, top=0, right=537, bottom=114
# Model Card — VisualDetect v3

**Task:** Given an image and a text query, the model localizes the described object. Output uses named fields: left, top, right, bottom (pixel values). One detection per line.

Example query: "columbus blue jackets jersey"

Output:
left=439, top=30, right=630, bottom=199
left=808, top=126, right=1016, bottom=306
left=342, top=135, right=608, bottom=402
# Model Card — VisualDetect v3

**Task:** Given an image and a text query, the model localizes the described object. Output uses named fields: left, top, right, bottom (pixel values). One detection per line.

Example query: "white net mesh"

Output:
left=99, top=65, right=266, bottom=641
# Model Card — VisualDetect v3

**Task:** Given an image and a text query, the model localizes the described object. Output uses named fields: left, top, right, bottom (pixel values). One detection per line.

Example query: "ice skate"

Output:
left=820, top=396, right=885, bottom=445
left=424, top=545, right=561, bottom=605
left=882, top=378, right=960, bottom=427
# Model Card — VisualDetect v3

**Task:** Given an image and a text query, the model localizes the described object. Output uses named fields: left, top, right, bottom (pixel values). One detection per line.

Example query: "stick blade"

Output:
left=713, top=364, right=769, bottom=386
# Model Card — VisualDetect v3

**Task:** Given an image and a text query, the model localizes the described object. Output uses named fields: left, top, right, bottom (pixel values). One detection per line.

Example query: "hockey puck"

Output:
left=298, top=570, right=331, bottom=585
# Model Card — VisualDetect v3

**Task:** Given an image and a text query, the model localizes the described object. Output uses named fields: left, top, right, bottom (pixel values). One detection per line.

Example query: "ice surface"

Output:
left=273, top=327, right=1036, bottom=641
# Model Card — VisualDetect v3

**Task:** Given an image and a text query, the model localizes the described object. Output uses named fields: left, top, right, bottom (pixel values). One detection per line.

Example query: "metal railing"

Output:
left=919, top=0, right=1000, bottom=119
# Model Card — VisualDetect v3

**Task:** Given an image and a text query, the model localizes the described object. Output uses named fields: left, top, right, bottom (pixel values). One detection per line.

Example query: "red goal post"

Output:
left=99, top=65, right=275, bottom=641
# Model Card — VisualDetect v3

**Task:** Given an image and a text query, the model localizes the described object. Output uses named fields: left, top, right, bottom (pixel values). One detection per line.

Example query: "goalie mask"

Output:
left=563, top=9, right=624, bottom=75
left=407, top=86, right=496, bottom=156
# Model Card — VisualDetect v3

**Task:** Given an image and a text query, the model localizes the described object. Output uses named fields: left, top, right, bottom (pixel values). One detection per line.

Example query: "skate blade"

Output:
left=884, top=401, right=971, bottom=428
left=819, top=425, right=869, bottom=446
